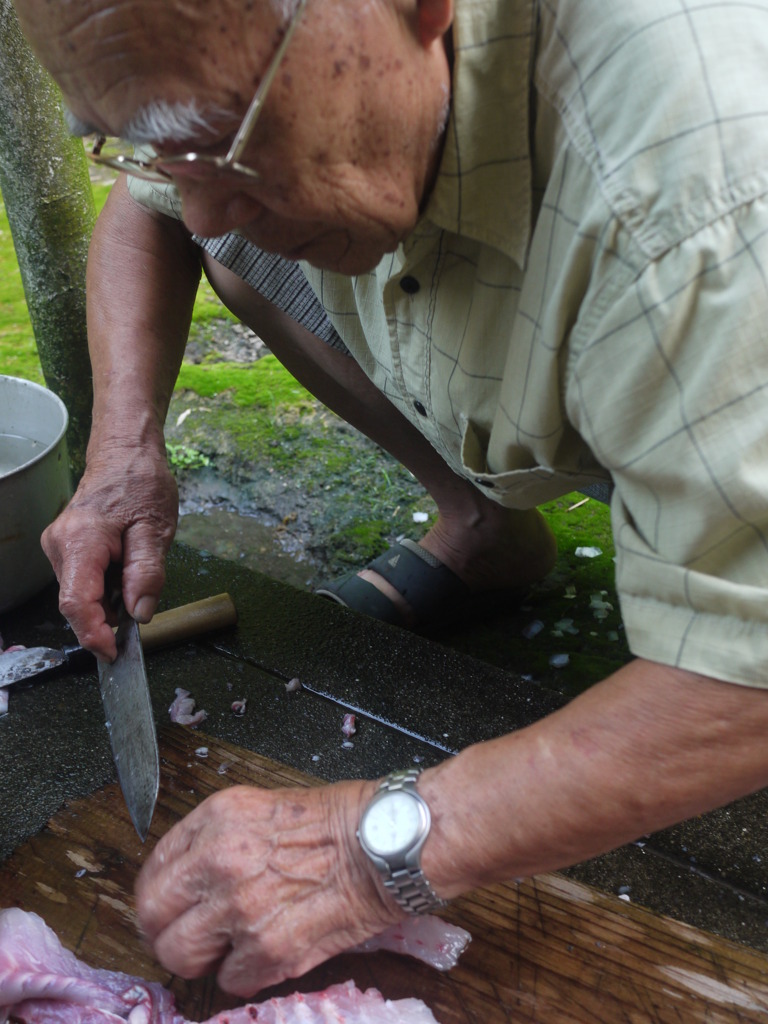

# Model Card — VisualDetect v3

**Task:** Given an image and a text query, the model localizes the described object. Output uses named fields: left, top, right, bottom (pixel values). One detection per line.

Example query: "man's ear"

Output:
left=416, top=0, right=453, bottom=47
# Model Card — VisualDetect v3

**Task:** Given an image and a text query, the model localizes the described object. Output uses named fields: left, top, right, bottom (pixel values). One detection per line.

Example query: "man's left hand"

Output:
left=135, top=781, right=399, bottom=996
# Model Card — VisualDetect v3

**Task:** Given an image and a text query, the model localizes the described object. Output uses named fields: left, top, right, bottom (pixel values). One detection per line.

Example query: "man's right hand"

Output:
left=41, top=441, right=179, bottom=661
left=41, top=178, right=203, bottom=660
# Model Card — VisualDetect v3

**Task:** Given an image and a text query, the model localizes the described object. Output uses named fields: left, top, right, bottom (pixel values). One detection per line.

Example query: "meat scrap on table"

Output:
left=0, top=637, right=26, bottom=716
left=0, top=907, right=470, bottom=1023
left=168, top=687, right=208, bottom=727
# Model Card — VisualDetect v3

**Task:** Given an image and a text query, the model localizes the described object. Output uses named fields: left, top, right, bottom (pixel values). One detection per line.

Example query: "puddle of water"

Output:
left=176, top=509, right=319, bottom=591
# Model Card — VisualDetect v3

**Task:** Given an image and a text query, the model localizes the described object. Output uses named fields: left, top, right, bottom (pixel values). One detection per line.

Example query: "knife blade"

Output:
left=98, top=601, right=159, bottom=842
left=0, top=593, right=237, bottom=687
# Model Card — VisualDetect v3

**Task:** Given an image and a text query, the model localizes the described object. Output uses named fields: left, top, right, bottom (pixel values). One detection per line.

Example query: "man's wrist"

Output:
left=413, top=762, right=468, bottom=901
left=357, top=769, right=448, bottom=915
left=87, top=404, right=168, bottom=460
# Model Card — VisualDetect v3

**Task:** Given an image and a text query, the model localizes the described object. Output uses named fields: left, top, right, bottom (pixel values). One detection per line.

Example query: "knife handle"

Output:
left=139, top=593, right=238, bottom=652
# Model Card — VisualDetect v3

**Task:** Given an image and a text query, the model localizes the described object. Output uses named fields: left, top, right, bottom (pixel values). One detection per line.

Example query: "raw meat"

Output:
left=0, top=909, right=444, bottom=1024
left=168, top=687, right=207, bottom=727
left=341, top=714, right=356, bottom=738
left=202, top=982, right=440, bottom=1024
left=0, top=907, right=182, bottom=1023
left=355, top=916, right=471, bottom=971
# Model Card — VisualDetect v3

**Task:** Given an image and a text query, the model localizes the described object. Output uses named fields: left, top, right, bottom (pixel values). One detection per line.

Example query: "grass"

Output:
left=0, top=198, right=44, bottom=383
left=0, top=181, right=235, bottom=382
left=176, top=357, right=315, bottom=409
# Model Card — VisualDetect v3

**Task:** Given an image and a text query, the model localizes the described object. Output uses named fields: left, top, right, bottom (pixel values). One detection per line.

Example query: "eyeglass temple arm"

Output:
left=226, top=0, right=309, bottom=163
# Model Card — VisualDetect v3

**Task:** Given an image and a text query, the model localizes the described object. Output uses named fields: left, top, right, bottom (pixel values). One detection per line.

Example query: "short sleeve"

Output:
left=567, top=194, right=768, bottom=688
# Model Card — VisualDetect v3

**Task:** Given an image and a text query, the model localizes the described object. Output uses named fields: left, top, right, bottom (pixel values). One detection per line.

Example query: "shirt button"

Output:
left=474, top=478, right=495, bottom=488
left=414, top=400, right=427, bottom=416
left=400, top=275, right=420, bottom=294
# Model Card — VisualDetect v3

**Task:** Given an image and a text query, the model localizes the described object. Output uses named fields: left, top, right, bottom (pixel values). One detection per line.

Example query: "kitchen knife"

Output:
left=0, top=593, right=237, bottom=687
left=99, top=600, right=159, bottom=842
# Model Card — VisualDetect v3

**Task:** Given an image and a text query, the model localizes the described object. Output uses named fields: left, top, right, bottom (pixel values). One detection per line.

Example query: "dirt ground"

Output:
left=171, top=317, right=438, bottom=590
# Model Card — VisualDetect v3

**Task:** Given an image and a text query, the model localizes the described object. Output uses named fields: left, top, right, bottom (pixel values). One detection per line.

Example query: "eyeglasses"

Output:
left=88, top=0, right=307, bottom=184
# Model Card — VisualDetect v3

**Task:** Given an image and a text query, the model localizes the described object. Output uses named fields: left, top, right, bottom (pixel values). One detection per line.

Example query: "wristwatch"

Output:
left=357, top=767, right=446, bottom=915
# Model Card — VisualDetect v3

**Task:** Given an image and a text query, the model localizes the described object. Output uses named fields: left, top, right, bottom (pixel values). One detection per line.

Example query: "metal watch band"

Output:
left=374, top=768, right=447, bottom=915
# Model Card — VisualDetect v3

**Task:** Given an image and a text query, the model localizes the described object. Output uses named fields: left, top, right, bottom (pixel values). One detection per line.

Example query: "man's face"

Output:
left=18, top=0, right=451, bottom=274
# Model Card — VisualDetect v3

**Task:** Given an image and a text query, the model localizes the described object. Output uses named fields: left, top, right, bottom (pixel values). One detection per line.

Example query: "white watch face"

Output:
left=361, top=791, right=424, bottom=857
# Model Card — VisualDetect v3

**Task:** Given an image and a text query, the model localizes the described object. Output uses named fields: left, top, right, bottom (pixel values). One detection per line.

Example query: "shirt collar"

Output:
left=421, top=0, right=536, bottom=269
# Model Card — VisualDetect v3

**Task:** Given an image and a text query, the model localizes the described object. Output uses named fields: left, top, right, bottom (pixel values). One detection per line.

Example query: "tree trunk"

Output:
left=0, top=0, right=96, bottom=481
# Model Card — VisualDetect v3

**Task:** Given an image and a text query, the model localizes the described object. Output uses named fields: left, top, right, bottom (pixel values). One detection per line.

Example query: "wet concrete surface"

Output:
left=176, top=507, right=319, bottom=591
left=1, top=542, right=768, bottom=956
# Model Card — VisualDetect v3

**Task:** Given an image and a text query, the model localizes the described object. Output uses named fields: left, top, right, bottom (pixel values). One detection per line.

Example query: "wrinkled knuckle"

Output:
left=77, top=625, right=106, bottom=652
left=135, top=892, right=157, bottom=934
left=40, top=531, right=59, bottom=565
left=57, top=593, right=83, bottom=624
left=204, top=787, right=244, bottom=823
left=41, top=516, right=70, bottom=553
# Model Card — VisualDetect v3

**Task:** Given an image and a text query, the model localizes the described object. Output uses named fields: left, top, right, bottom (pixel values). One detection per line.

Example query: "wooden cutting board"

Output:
left=2, top=724, right=768, bottom=1024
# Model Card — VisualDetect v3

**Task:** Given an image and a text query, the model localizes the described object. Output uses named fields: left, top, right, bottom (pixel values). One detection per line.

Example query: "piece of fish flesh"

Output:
left=168, top=687, right=208, bottom=727
left=203, top=982, right=441, bottom=1024
left=0, top=906, right=182, bottom=1024
left=354, top=915, right=471, bottom=971
left=0, top=909, right=449, bottom=1024
left=342, top=713, right=357, bottom=738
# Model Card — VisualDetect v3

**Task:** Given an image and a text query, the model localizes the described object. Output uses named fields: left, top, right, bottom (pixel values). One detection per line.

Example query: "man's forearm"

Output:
left=39, top=177, right=203, bottom=649
left=419, top=659, right=768, bottom=896
left=85, top=176, right=201, bottom=453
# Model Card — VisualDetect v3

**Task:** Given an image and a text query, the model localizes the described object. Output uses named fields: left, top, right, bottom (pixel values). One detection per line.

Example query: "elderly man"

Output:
left=12, top=0, right=768, bottom=999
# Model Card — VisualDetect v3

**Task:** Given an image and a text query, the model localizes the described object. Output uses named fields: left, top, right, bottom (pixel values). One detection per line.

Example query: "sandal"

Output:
left=315, top=539, right=473, bottom=628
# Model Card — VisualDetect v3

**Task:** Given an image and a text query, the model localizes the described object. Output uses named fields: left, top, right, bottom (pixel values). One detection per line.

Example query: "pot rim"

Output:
left=0, top=374, right=69, bottom=480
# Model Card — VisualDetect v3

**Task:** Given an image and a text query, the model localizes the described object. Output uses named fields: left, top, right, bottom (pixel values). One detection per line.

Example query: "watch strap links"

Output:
left=382, top=865, right=447, bottom=914
left=377, top=766, right=421, bottom=794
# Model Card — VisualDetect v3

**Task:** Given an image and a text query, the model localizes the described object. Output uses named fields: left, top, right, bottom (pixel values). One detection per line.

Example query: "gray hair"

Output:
left=62, top=97, right=227, bottom=144
left=121, top=97, right=229, bottom=144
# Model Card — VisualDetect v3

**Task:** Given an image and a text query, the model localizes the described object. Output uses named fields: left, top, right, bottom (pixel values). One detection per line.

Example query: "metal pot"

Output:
left=0, top=375, right=72, bottom=613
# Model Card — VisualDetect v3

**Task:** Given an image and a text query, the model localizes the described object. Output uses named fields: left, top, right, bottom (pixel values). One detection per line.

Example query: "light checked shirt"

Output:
left=301, top=0, right=768, bottom=689
left=129, top=0, right=768, bottom=689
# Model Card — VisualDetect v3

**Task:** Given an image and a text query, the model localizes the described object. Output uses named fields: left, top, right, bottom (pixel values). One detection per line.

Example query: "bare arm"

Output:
left=136, top=658, right=768, bottom=995
left=420, top=658, right=768, bottom=892
left=42, top=176, right=202, bottom=658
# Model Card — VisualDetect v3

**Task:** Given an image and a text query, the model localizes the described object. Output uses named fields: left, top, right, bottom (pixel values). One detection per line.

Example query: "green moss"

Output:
left=176, top=356, right=316, bottom=409
left=0, top=182, right=110, bottom=383
left=192, top=280, right=238, bottom=325
left=327, top=519, right=393, bottom=566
